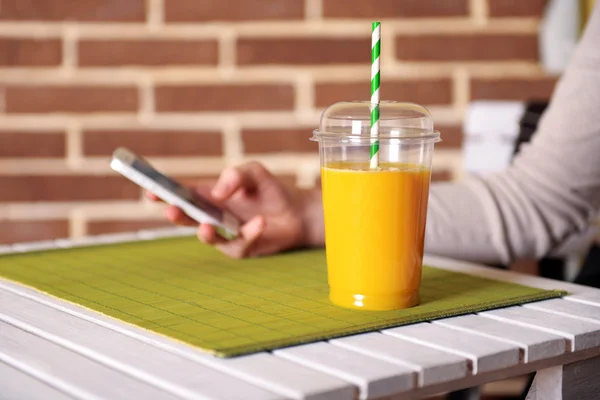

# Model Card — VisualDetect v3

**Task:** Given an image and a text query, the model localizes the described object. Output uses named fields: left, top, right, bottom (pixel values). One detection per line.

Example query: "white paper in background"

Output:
left=539, top=0, right=580, bottom=74
left=462, top=101, right=526, bottom=176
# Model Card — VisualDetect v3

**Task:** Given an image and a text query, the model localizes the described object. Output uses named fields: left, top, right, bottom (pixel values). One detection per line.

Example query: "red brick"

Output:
left=78, top=40, right=218, bottom=67
left=165, top=0, right=304, bottom=22
left=237, top=38, right=370, bottom=66
left=436, top=125, right=463, bottom=149
left=174, top=174, right=296, bottom=189
left=488, top=0, right=546, bottom=17
left=396, top=34, right=538, bottom=61
left=431, top=170, right=452, bottom=182
left=83, top=130, right=223, bottom=157
left=315, top=79, right=452, bottom=108
left=4, top=86, right=138, bottom=113
left=324, top=0, right=468, bottom=18
left=0, top=220, right=69, bottom=244
left=242, top=128, right=316, bottom=154
left=0, top=0, right=145, bottom=22
left=87, top=220, right=171, bottom=235
left=0, top=38, right=61, bottom=67
left=155, top=84, right=294, bottom=112
left=0, top=131, right=66, bottom=157
left=470, top=78, right=558, bottom=101
left=0, top=176, right=141, bottom=202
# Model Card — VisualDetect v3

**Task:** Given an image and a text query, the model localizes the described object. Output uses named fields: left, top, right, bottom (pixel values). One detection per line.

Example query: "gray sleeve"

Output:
left=424, top=3, right=600, bottom=265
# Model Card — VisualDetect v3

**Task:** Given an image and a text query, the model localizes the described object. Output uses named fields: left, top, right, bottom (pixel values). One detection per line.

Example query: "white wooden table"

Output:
left=2, top=227, right=600, bottom=400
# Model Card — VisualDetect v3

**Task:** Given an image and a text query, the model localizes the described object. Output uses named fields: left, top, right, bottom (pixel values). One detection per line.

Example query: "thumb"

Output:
left=216, top=215, right=266, bottom=258
left=240, top=215, right=266, bottom=245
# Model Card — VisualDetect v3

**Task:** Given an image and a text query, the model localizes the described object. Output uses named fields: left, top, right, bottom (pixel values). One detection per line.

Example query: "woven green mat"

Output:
left=0, top=236, right=565, bottom=357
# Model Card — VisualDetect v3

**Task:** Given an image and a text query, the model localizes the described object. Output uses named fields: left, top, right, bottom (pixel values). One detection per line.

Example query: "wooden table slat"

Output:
left=4, top=233, right=600, bottom=400
left=0, top=280, right=352, bottom=400
left=0, top=289, right=285, bottom=400
left=423, top=255, right=598, bottom=295
left=0, top=361, right=74, bottom=400
left=199, top=353, right=356, bottom=400
left=274, top=342, right=415, bottom=400
left=480, top=307, right=600, bottom=351
left=330, top=332, right=468, bottom=387
left=524, top=298, right=600, bottom=324
left=136, top=227, right=197, bottom=240
left=0, top=320, right=181, bottom=400
left=383, top=322, right=521, bottom=374
left=565, top=292, right=600, bottom=308
left=10, top=241, right=58, bottom=252
left=434, top=314, right=568, bottom=362
left=55, top=232, right=144, bottom=248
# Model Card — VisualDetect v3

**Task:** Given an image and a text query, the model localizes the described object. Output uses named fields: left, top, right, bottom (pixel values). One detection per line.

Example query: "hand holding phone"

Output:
left=110, top=147, right=240, bottom=239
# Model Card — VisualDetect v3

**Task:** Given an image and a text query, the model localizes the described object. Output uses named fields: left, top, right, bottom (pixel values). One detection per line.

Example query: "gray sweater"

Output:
left=425, top=3, right=600, bottom=265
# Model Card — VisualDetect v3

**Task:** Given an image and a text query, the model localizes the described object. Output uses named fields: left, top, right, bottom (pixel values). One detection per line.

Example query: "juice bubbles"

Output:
left=311, top=101, right=440, bottom=311
left=321, top=162, right=431, bottom=310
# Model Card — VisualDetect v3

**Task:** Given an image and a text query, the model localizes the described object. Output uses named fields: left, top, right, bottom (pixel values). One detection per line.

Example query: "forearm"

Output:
left=424, top=179, right=511, bottom=264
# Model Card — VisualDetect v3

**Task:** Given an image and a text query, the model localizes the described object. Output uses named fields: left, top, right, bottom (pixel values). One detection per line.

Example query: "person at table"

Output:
left=147, top=3, right=600, bottom=281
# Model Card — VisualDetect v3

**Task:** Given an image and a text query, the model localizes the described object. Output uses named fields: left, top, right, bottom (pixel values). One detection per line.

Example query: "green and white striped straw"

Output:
left=370, top=21, right=381, bottom=169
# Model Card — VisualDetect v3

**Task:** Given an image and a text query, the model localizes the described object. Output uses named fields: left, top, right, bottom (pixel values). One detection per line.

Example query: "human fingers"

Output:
left=197, top=223, right=226, bottom=245
left=210, top=162, right=269, bottom=201
left=165, top=206, right=198, bottom=226
left=213, top=215, right=266, bottom=259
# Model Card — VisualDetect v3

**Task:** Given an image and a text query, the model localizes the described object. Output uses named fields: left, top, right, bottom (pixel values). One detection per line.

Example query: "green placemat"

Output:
left=0, top=236, right=565, bottom=357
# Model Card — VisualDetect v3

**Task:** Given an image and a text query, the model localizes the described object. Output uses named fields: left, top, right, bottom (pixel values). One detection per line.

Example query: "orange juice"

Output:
left=321, top=161, right=431, bottom=310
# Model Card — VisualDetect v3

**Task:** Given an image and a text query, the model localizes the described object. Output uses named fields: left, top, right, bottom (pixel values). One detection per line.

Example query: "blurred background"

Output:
left=0, top=0, right=596, bottom=245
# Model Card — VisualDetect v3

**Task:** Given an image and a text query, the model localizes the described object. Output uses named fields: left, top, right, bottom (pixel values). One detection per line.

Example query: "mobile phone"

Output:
left=110, top=147, right=239, bottom=240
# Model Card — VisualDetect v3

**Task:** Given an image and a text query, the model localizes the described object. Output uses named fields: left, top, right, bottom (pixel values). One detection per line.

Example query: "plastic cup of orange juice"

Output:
left=311, top=101, right=441, bottom=311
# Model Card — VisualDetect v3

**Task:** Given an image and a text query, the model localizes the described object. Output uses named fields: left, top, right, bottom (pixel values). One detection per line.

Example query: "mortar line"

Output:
left=147, top=0, right=165, bottom=31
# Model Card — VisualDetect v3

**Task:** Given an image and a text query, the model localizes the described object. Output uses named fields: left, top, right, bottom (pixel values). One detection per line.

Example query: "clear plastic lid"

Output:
left=312, top=100, right=441, bottom=142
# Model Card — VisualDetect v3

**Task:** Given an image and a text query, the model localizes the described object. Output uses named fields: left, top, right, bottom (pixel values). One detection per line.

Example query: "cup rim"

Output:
left=310, top=128, right=442, bottom=142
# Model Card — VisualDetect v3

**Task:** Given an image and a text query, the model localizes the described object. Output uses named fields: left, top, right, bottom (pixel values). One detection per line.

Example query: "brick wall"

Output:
left=0, top=0, right=559, bottom=244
